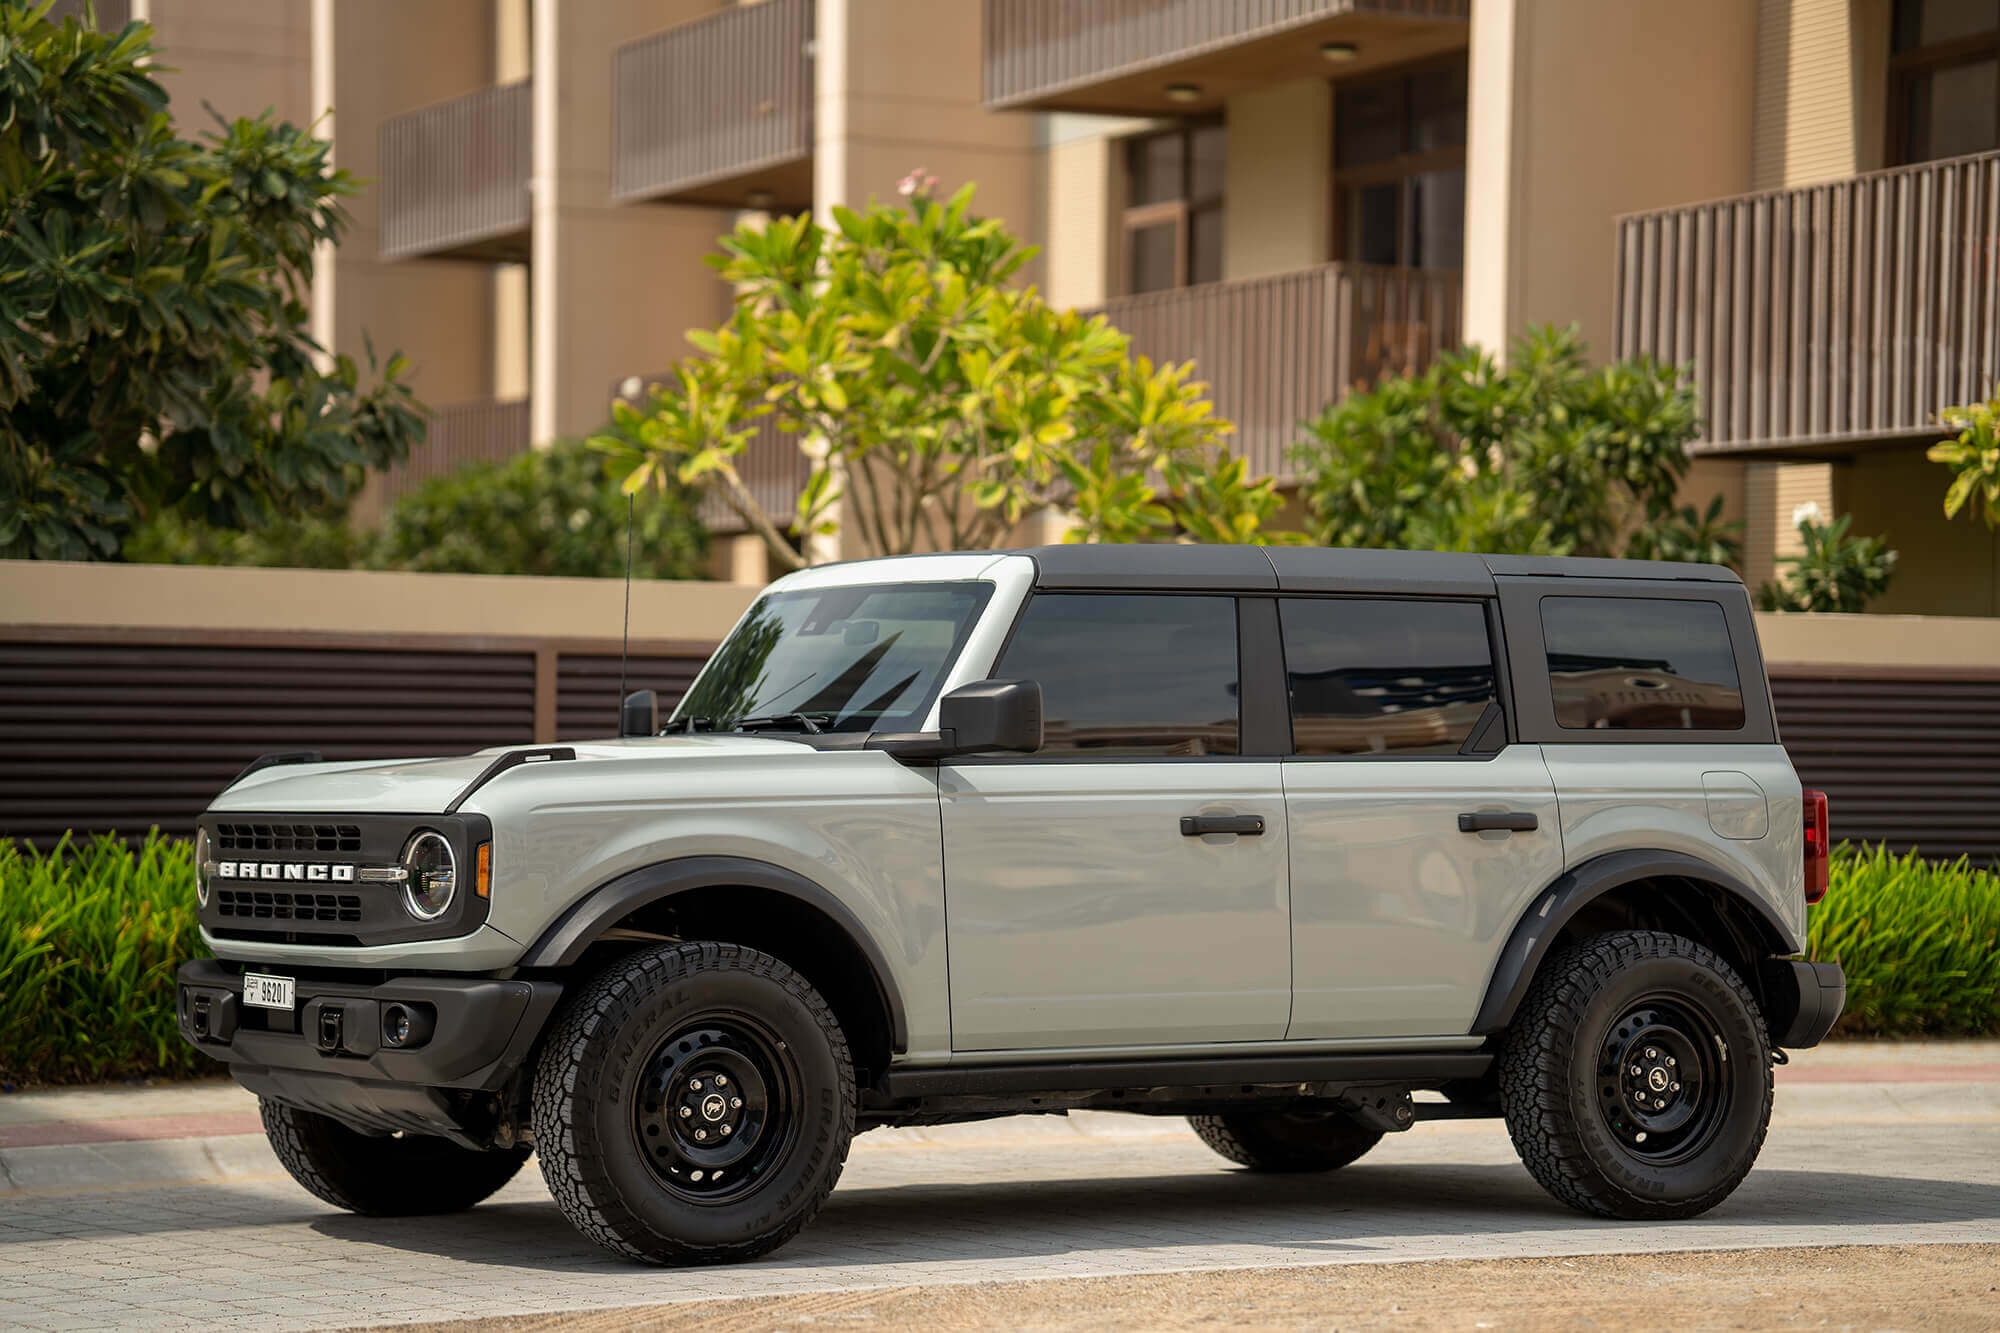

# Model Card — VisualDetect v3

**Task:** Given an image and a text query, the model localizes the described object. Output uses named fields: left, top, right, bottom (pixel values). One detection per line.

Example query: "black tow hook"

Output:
left=317, top=1005, right=344, bottom=1053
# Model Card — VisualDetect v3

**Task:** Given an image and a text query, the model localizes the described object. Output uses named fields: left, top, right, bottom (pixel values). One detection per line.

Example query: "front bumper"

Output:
left=1759, top=958, right=1847, bottom=1049
left=176, top=960, right=562, bottom=1144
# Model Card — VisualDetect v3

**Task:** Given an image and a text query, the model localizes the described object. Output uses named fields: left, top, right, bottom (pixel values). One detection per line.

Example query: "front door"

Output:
left=1274, top=596, right=1563, bottom=1040
left=941, top=592, right=1291, bottom=1051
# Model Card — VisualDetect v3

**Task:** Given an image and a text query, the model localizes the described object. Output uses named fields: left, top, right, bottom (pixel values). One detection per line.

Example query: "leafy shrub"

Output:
left=1928, top=383, right=2000, bottom=530
left=126, top=436, right=709, bottom=580
left=1756, top=506, right=1897, bottom=613
left=1810, top=845, right=2000, bottom=1038
left=0, top=833, right=209, bottom=1087
left=1291, top=325, right=1722, bottom=560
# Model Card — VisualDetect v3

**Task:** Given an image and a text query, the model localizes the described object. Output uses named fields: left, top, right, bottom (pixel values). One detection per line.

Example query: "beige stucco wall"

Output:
left=0, top=562, right=760, bottom=643
left=1754, top=607, right=2000, bottom=670
left=136, top=0, right=312, bottom=127
left=1843, top=448, right=2000, bottom=617
left=1751, top=0, right=1861, bottom=190
left=1744, top=460, right=1842, bottom=592
left=1222, top=79, right=1332, bottom=283
left=530, top=0, right=735, bottom=444
left=1462, top=0, right=1758, bottom=357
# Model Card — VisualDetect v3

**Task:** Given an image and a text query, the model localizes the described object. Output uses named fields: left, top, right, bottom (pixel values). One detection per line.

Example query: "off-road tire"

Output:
left=531, top=941, right=855, bottom=1266
left=1497, top=929, right=1773, bottom=1221
left=260, top=1099, right=530, bottom=1216
left=1189, top=1110, right=1384, bottom=1173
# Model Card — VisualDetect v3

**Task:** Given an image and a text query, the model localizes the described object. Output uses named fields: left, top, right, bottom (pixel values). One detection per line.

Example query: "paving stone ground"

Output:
left=0, top=1043, right=1995, bottom=1331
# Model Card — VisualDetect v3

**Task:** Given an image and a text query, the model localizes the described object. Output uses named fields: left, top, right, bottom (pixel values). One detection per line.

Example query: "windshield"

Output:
left=671, top=581, right=995, bottom=734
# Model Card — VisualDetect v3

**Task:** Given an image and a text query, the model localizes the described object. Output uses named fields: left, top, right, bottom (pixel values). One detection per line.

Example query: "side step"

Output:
left=877, top=1051, right=1491, bottom=1102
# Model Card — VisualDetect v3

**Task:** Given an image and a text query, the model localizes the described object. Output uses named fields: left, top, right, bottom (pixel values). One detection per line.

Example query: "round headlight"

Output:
left=402, top=831, right=457, bottom=920
left=193, top=827, right=211, bottom=909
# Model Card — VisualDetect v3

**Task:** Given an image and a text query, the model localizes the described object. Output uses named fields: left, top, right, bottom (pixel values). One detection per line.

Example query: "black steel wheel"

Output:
left=1498, top=929, right=1773, bottom=1220
left=533, top=941, right=855, bottom=1265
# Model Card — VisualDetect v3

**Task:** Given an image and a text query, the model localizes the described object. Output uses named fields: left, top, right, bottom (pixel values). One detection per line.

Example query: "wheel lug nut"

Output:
left=690, top=1078, right=702, bottom=1091
left=1635, top=1131, right=1649, bottom=1143
left=690, top=1170, right=704, bottom=1182
left=1644, top=1047, right=1657, bottom=1059
left=1670, top=1082, right=1680, bottom=1092
left=731, top=1097, right=743, bottom=1110
left=721, top=1124, right=733, bottom=1136
left=715, top=1075, right=728, bottom=1088
left=1630, top=1065, right=1643, bottom=1076
left=679, top=1106, right=692, bottom=1118
left=695, top=1129, right=707, bottom=1140
left=1666, top=1056, right=1676, bottom=1067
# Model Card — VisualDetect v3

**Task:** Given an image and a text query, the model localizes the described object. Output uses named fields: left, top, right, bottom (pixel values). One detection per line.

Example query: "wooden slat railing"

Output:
left=375, top=397, right=531, bottom=508
left=1090, top=262, right=1462, bottom=481
left=613, top=0, right=814, bottom=205
left=982, top=0, right=1469, bottom=108
left=1615, top=150, right=2000, bottom=455
left=378, top=81, right=532, bottom=262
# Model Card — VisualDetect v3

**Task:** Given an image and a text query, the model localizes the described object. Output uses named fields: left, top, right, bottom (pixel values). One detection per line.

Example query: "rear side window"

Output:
left=1541, top=596, right=1745, bottom=731
left=996, top=594, right=1239, bottom=756
left=1279, top=599, right=1497, bottom=756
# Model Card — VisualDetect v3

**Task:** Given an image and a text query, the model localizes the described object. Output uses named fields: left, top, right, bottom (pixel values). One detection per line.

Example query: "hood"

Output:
left=207, top=734, right=814, bottom=815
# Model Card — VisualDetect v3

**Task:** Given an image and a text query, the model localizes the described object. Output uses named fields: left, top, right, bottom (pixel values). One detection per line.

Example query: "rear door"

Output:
left=940, top=592, right=1292, bottom=1051
left=1278, top=596, right=1563, bottom=1040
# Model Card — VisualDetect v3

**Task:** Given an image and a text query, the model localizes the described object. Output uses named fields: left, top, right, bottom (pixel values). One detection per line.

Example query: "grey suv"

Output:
left=177, top=545, right=1846, bottom=1264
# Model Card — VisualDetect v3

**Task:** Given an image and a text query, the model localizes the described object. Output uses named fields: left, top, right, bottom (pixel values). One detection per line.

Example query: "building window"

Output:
left=1121, top=124, right=1225, bottom=295
left=1889, top=0, right=2000, bottom=164
left=1332, top=56, right=1467, bottom=270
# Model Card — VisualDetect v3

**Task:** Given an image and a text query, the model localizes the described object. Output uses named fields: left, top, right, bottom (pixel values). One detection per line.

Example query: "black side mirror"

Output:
left=620, top=689, right=658, bottom=738
left=940, top=679, right=1042, bottom=754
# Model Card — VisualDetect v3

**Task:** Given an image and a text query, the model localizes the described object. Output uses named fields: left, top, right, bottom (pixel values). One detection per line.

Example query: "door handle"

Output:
left=1181, top=814, right=1266, bottom=837
left=1458, top=811, right=1538, bottom=833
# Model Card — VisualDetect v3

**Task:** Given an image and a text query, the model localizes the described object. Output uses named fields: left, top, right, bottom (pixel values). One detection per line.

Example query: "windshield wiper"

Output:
left=733, top=712, right=828, bottom=734
left=663, top=716, right=721, bottom=734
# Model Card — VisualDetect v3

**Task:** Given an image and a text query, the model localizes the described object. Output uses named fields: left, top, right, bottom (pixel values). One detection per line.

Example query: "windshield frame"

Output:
left=669, top=579, right=998, bottom=736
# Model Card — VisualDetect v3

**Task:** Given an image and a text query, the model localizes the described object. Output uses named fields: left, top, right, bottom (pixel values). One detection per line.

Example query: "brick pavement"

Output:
left=0, top=1045, right=1996, bottom=1331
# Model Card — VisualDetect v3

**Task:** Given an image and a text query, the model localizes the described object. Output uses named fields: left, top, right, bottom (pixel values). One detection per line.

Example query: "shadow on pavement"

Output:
left=294, top=1163, right=2000, bottom=1275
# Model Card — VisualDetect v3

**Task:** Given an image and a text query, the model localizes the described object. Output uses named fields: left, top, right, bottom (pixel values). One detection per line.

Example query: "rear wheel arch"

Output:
left=520, top=856, right=906, bottom=1083
left=1472, top=849, right=1795, bottom=1037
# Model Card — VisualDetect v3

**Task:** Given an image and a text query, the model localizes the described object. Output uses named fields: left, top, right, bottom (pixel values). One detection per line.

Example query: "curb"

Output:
left=0, top=1132, right=279, bottom=1198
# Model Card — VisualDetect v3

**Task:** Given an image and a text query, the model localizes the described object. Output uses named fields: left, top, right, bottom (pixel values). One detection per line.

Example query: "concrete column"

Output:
left=1222, top=79, right=1331, bottom=282
left=1461, top=0, right=1758, bottom=356
left=530, top=0, right=734, bottom=446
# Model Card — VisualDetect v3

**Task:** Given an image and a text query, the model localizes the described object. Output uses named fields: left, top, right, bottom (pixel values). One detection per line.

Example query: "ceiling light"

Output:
left=745, top=188, right=775, bottom=210
left=1320, top=41, right=1359, bottom=62
left=1163, top=83, right=1202, bottom=104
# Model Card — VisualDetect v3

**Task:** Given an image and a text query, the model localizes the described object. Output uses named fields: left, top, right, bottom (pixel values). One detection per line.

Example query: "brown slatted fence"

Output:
left=1615, top=150, right=2000, bottom=455
left=982, top=0, right=1470, bottom=107
left=1090, top=262, right=1461, bottom=481
left=1771, top=670, right=2000, bottom=863
left=0, top=632, right=714, bottom=847
left=613, top=0, right=814, bottom=205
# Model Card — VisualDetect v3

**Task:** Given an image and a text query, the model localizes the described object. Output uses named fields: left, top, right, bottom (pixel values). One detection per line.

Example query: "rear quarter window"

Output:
left=1540, top=596, right=1745, bottom=731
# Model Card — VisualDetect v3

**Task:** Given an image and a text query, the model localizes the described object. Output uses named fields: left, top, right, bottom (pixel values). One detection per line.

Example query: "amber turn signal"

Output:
left=476, top=842, right=492, bottom=898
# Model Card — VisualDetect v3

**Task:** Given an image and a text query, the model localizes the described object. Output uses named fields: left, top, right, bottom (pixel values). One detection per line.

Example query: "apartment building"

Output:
left=72, top=0, right=2000, bottom=610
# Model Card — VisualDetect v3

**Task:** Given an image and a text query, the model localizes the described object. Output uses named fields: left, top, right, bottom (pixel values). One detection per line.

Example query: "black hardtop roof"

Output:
left=1013, top=544, right=1741, bottom=594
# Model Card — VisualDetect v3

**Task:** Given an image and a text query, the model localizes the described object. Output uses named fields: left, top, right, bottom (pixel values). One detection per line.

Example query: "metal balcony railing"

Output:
left=375, top=397, right=531, bottom=508
left=378, top=81, right=532, bottom=262
left=1090, top=262, right=1462, bottom=480
left=982, top=0, right=1469, bottom=111
left=1615, top=150, right=2000, bottom=456
left=613, top=0, right=814, bottom=210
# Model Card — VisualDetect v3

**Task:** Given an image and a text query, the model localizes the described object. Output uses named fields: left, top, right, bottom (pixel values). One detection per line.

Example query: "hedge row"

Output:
left=1, top=833, right=1995, bottom=1087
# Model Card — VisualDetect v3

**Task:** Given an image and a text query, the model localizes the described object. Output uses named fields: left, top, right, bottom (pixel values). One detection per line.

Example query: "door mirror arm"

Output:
left=866, top=679, right=1043, bottom=764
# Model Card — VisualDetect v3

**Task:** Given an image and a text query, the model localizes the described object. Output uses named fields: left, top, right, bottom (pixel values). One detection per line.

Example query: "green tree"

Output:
left=126, top=435, right=710, bottom=580
left=1929, top=383, right=2000, bottom=530
left=0, top=3, right=422, bottom=561
left=1755, top=506, right=1897, bottom=614
left=598, top=179, right=1291, bottom=569
left=1291, top=325, right=1734, bottom=563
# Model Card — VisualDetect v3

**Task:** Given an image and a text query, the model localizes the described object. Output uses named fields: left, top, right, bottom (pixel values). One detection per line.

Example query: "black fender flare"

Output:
left=518, top=855, right=909, bottom=1054
left=1470, top=849, right=1795, bottom=1036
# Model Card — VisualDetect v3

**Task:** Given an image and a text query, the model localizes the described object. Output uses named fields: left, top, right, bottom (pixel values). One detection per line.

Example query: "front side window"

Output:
left=995, top=594, right=1239, bottom=756
left=1280, top=598, right=1497, bottom=756
left=673, top=582, right=991, bottom=733
left=1541, top=597, right=1745, bottom=732
left=1890, top=0, right=1999, bottom=163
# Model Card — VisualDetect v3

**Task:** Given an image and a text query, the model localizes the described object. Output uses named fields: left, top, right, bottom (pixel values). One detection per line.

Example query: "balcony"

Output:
left=613, top=0, right=814, bottom=210
left=982, top=0, right=1469, bottom=115
left=1090, top=262, right=1461, bottom=480
left=375, top=397, right=531, bottom=508
left=378, top=82, right=533, bottom=263
left=1615, top=150, right=2000, bottom=459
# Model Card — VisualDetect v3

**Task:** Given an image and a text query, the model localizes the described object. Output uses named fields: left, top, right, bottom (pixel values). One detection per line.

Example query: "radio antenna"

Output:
left=619, top=492, right=634, bottom=710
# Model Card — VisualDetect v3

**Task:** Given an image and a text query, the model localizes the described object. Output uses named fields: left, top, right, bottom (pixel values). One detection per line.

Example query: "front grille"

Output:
left=214, top=822, right=362, bottom=853
left=215, top=889, right=364, bottom=923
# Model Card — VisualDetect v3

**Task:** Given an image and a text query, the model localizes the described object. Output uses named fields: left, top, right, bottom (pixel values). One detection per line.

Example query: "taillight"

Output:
left=1803, top=790, right=1830, bottom=904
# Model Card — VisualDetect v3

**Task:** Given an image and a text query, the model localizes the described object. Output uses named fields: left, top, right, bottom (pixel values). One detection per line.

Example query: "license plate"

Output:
left=242, top=973, right=296, bottom=1011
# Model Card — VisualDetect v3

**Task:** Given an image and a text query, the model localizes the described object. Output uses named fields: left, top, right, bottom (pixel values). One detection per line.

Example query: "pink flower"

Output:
left=897, top=167, right=939, bottom=197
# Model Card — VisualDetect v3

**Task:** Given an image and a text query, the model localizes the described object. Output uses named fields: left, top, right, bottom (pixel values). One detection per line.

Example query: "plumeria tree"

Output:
left=1929, top=384, right=2000, bottom=530
left=597, top=175, right=1292, bottom=569
left=1755, top=502, right=1898, bottom=614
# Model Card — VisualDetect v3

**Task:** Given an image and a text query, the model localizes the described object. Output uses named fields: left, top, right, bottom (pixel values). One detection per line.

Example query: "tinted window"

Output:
left=1541, top=597, right=1745, bottom=731
left=996, top=594, right=1238, bottom=756
left=1280, top=599, right=1496, bottom=756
